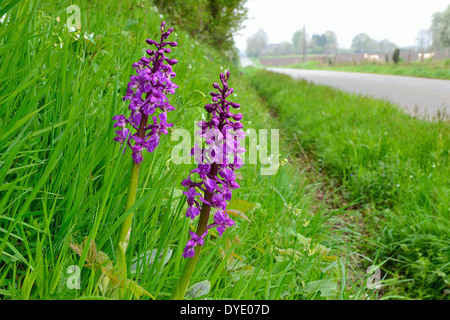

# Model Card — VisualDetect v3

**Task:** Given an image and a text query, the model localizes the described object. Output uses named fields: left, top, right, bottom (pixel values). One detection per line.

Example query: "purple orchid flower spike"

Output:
left=113, top=21, right=180, bottom=287
left=112, top=21, right=178, bottom=164
left=171, top=72, right=246, bottom=300
left=180, top=71, right=246, bottom=258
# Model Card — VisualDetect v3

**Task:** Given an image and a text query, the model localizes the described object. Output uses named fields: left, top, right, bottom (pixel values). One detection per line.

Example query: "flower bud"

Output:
left=233, top=122, right=244, bottom=130
left=140, top=57, right=151, bottom=64
left=232, top=113, right=243, bottom=121
left=166, top=58, right=178, bottom=66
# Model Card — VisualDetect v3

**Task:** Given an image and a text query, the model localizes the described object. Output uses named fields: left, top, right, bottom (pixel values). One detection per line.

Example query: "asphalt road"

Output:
left=240, top=56, right=255, bottom=67
left=267, top=67, right=450, bottom=119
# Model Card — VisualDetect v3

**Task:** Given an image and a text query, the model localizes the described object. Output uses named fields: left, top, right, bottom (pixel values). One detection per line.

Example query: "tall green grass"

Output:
left=0, top=0, right=374, bottom=300
left=246, top=68, right=450, bottom=299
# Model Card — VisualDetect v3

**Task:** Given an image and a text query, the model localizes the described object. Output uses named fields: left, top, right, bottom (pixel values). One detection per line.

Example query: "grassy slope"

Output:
left=0, top=0, right=376, bottom=300
left=284, top=59, right=450, bottom=80
left=246, top=68, right=450, bottom=299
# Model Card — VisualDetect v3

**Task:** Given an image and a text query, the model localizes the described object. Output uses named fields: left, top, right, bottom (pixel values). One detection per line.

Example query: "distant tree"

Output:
left=392, top=48, right=400, bottom=64
left=323, top=30, right=338, bottom=54
left=310, top=34, right=327, bottom=53
left=351, top=33, right=376, bottom=53
left=246, top=29, right=268, bottom=57
left=378, top=39, right=397, bottom=53
left=274, top=42, right=295, bottom=55
left=351, top=33, right=369, bottom=53
left=416, top=28, right=432, bottom=62
left=292, top=29, right=309, bottom=55
left=416, top=29, right=432, bottom=51
left=430, top=4, right=450, bottom=49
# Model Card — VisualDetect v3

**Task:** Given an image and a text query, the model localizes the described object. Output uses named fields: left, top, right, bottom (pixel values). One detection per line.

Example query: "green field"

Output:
left=1, top=0, right=449, bottom=301
left=285, top=59, right=450, bottom=80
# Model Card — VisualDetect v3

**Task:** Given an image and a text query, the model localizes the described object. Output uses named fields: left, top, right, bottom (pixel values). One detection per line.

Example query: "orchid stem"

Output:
left=170, top=242, right=202, bottom=300
left=116, top=160, right=140, bottom=278
left=170, top=189, right=213, bottom=300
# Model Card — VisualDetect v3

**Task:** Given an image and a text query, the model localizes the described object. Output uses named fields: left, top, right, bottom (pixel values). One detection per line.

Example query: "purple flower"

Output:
left=186, top=205, right=200, bottom=219
left=112, top=115, right=127, bottom=128
left=183, top=188, right=201, bottom=206
left=112, top=21, right=178, bottom=164
left=113, top=128, right=130, bottom=144
left=180, top=71, right=245, bottom=258
left=191, top=163, right=211, bottom=179
left=211, top=193, right=227, bottom=210
left=143, top=134, right=159, bottom=153
left=182, top=230, right=208, bottom=258
left=211, top=210, right=236, bottom=237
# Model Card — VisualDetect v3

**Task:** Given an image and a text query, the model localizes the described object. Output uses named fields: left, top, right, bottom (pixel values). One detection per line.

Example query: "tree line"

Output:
left=246, top=4, right=450, bottom=58
left=246, top=29, right=339, bottom=57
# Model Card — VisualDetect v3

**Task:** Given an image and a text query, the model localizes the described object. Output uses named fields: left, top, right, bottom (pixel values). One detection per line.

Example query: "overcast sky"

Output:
left=233, top=0, right=450, bottom=51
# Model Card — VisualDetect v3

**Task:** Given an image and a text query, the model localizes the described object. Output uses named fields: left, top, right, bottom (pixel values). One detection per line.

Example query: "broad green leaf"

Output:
left=303, top=280, right=337, bottom=297
left=226, top=209, right=252, bottom=223
left=227, top=199, right=257, bottom=214
left=130, top=249, right=173, bottom=275
left=186, top=280, right=210, bottom=299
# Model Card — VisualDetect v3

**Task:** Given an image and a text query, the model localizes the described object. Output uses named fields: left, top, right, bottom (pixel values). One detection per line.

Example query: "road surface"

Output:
left=267, top=67, right=450, bottom=119
left=240, top=56, right=255, bottom=67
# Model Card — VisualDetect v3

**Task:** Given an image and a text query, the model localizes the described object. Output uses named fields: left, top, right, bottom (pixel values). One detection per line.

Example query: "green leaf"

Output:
left=100, top=267, right=154, bottom=300
left=225, top=209, right=252, bottom=223
left=227, top=199, right=257, bottom=214
left=303, top=280, right=337, bottom=297
left=185, top=280, right=210, bottom=299
left=69, top=237, right=111, bottom=270
left=130, top=249, right=173, bottom=275
left=0, top=0, right=21, bottom=17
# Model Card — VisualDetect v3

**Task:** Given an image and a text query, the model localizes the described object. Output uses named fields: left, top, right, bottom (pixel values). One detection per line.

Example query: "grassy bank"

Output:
left=285, top=59, right=450, bottom=80
left=0, top=0, right=378, bottom=300
left=246, top=68, right=450, bottom=299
